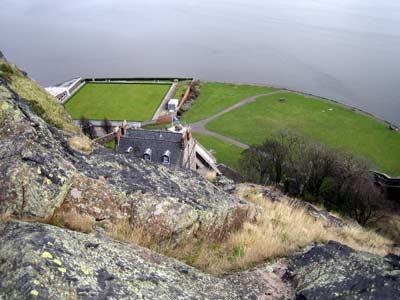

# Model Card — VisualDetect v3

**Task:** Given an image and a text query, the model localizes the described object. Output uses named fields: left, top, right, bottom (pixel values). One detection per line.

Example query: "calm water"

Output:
left=1, top=0, right=400, bottom=124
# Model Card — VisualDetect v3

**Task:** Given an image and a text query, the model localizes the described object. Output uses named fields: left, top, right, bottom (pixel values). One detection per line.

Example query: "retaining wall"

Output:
left=373, top=171, right=400, bottom=201
left=177, top=80, right=195, bottom=112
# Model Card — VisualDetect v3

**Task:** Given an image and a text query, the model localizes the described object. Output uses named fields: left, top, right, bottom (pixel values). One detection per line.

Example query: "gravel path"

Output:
left=190, top=91, right=284, bottom=149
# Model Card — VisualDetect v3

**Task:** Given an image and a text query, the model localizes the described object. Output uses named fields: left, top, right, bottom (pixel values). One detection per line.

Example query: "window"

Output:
left=162, top=150, right=171, bottom=165
left=143, top=148, right=152, bottom=161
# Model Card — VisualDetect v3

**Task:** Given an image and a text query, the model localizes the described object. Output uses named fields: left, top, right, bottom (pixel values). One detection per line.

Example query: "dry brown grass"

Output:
left=68, top=136, right=93, bottom=153
left=0, top=210, right=12, bottom=224
left=375, top=213, right=400, bottom=246
left=108, top=185, right=394, bottom=277
left=47, top=209, right=94, bottom=233
left=198, top=169, right=218, bottom=182
left=100, top=193, right=393, bottom=277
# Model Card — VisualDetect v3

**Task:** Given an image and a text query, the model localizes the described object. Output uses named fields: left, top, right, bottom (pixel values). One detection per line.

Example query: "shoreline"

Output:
left=205, top=80, right=400, bottom=129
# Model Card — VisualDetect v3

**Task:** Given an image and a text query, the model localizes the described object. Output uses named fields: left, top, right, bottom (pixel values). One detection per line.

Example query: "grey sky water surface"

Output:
left=1, top=0, right=399, bottom=123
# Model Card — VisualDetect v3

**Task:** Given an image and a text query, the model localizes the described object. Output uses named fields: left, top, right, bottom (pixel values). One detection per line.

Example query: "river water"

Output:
left=1, top=0, right=400, bottom=124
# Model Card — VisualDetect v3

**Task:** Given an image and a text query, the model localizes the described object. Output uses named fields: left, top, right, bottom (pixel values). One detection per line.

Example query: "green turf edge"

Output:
left=193, top=133, right=244, bottom=170
left=205, top=92, right=400, bottom=176
left=182, top=82, right=278, bottom=123
left=64, top=82, right=171, bottom=121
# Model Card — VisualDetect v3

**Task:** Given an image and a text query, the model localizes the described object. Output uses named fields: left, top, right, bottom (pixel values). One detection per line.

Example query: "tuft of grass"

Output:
left=107, top=219, right=158, bottom=249
left=0, top=62, right=16, bottom=81
left=0, top=210, right=12, bottom=224
left=375, top=213, right=400, bottom=246
left=68, top=136, right=93, bottom=153
left=9, top=73, right=80, bottom=133
left=197, top=169, right=218, bottom=182
left=47, top=209, right=94, bottom=234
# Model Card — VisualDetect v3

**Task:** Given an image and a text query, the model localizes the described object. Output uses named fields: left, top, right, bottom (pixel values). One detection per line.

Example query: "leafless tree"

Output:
left=101, top=118, right=113, bottom=134
left=79, top=116, right=96, bottom=139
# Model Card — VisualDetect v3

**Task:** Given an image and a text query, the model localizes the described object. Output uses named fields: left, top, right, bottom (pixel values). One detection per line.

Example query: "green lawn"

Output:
left=65, top=83, right=170, bottom=121
left=193, top=133, right=244, bottom=169
left=174, top=80, right=190, bottom=101
left=206, top=93, right=400, bottom=176
left=182, top=82, right=277, bottom=123
left=103, top=140, right=116, bottom=150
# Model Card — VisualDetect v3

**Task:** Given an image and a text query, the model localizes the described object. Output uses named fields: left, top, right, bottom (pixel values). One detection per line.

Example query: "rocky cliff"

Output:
left=0, top=56, right=399, bottom=300
left=0, top=74, right=257, bottom=241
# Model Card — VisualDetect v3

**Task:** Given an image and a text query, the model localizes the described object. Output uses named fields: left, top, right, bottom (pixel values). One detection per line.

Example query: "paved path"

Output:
left=152, top=82, right=179, bottom=120
left=190, top=91, right=284, bottom=149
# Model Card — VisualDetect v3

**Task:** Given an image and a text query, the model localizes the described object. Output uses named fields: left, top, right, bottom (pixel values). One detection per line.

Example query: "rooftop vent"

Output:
left=162, top=150, right=171, bottom=165
left=143, top=148, right=152, bottom=161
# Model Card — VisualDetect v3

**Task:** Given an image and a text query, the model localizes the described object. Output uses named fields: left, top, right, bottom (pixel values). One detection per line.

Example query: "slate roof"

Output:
left=117, top=129, right=184, bottom=166
left=125, top=129, right=182, bottom=142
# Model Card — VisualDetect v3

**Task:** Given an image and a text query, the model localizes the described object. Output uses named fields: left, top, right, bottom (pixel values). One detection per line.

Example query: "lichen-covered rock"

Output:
left=0, top=221, right=247, bottom=300
left=0, top=84, right=75, bottom=218
left=0, top=78, right=257, bottom=241
left=290, top=241, right=400, bottom=300
left=226, top=261, right=295, bottom=300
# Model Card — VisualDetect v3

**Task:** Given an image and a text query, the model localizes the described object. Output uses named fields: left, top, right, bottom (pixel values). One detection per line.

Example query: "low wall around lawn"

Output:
left=177, top=80, right=195, bottom=112
left=94, top=132, right=116, bottom=145
left=84, top=77, right=192, bottom=83
left=156, top=115, right=173, bottom=124
left=373, top=171, right=400, bottom=201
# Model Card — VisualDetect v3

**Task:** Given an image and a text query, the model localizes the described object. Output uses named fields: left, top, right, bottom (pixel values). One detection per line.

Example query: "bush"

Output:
left=0, top=63, right=15, bottom=82
left=239, top=132, right=384, bottom=225
left=79, top=116, right=96, bottom=139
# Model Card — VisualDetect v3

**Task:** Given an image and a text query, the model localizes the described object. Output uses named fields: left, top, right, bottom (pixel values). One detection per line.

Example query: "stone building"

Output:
left=116, top=126, right=195, bottom=169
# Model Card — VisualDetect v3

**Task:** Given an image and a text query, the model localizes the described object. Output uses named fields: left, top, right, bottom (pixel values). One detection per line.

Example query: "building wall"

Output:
left=182, top=136, right=197, bottom=170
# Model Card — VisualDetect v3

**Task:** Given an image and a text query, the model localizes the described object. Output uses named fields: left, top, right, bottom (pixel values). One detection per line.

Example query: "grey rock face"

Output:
left=290, top=241, right=400, bottom=300
left=0, top=221, right=245, bottom=300
left=0, top=79, right=257, bottom=240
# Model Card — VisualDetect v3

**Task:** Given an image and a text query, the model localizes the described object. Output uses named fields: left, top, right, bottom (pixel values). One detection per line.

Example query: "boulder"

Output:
left=290, top=241, right=400, bottom=300
left=0, top=221, right=244, bottom=300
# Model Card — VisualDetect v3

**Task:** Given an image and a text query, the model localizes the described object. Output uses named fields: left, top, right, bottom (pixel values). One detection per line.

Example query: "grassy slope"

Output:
left=206, top=92, right=400, bottom=175
left=65, top=83, right=170, bottom=121
left=182, top=82, right=277, bottom=123
left=0, top=60, right=79, bottom=133
left=193, top=133, right=244, bottom=169
left=175, top=80, right=190, bottom=102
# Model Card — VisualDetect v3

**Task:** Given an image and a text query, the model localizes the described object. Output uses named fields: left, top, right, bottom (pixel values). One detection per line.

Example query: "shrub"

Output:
left=239, top=132, right=384, bottom=225
left=0, top=63, right=15, bottom=81
left=79, top=116, right=96, bottom=139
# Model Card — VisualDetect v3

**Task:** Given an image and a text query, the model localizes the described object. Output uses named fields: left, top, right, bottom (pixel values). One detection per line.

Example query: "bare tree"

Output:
left=79, top=116, right=96, bottom=139
left=238, top=132, right=383, bottom=225
left=101, top=118, right=113, bottom=134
